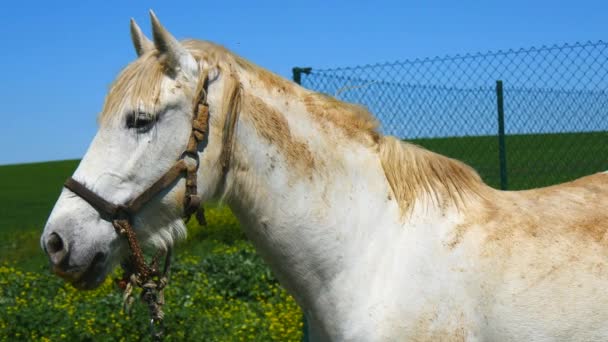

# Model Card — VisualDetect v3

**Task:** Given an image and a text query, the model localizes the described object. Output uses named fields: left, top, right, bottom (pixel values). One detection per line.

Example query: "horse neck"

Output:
left=220, top=77, right=402, bottom=308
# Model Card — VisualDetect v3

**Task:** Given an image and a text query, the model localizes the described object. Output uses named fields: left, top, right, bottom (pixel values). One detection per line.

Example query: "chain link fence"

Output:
left=294, top=41, right=608, bottom=190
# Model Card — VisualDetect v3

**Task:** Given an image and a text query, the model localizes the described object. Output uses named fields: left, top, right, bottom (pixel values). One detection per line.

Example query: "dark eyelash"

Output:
left=126, top=111, right=156, bottom=131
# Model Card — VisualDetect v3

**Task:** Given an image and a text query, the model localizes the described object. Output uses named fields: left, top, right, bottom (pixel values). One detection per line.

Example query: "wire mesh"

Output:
left=299, top=41, right=608, bottom=190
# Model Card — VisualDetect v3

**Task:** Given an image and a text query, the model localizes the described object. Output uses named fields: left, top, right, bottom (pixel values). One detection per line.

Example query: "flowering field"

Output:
left=0, top=201, right=303, bottom=341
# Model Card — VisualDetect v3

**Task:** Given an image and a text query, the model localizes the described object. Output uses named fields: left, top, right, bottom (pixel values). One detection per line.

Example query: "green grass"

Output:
left=0, top=160, right=78, bottom=271
left=1, top=211, right=303, bottom=341
left=0, top=159, right=79, bottom=231
left=410, top=131, right=607, bottom=190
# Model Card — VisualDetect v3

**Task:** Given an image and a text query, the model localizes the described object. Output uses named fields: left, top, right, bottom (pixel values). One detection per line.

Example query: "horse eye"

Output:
left=126, top=111, right=156, bottom=131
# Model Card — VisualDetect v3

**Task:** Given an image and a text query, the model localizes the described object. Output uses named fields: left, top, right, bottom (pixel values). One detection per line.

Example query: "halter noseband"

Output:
left=62, top=69, right=237, bottom=339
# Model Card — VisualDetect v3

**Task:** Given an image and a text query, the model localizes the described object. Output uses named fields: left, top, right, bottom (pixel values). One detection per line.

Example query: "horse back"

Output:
left=455, top=172, right=608, bottom=340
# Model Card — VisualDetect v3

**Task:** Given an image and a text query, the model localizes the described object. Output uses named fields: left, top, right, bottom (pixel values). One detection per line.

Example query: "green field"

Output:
left=0, top=160, right=79, bottom=271
left=412, top=131, right=607, bottom=190
left=0, top=131, right=606, bottom=340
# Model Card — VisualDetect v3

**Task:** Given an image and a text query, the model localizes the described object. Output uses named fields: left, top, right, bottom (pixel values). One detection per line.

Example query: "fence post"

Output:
left=292, top=67, right=312, bottom=85
left=496, top=80, right=508, bottom=190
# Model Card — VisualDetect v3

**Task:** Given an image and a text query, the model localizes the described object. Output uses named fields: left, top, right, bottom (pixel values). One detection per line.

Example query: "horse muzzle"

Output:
left=42, top=230, right=110, bottom=290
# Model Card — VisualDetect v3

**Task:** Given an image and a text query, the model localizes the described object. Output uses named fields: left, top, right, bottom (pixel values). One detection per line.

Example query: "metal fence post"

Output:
left=496, top=80, right=508, bottom=190
left=292, top=67, right=312, bottom=85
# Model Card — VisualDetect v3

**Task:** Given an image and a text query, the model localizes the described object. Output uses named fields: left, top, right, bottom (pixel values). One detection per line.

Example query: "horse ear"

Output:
left=149, top=10, right=197, bottom=75
left=130, top=18, right=154, bottom=57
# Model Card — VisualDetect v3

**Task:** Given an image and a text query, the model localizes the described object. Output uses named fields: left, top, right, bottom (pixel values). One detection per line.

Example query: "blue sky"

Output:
left=0, top=0, right=606, bottom=165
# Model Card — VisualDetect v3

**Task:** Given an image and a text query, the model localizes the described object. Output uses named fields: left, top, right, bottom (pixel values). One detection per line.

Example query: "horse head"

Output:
left=41, top=12, right=237, bottom=289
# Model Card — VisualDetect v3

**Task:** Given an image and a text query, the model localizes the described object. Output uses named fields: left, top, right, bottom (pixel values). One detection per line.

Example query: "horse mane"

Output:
left=180, top=41, right=485, bottom=216
left=379, top=136, right=486, bottom=216
left=302, top=92, right=380, bottom=144
left=98, top=39, right=485, bottom=216
left=185, top=40, right=381, bottom=144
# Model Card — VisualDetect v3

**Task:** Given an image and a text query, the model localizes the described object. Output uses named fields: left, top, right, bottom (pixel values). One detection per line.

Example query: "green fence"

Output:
left=294, top=41, right=608, bottom=190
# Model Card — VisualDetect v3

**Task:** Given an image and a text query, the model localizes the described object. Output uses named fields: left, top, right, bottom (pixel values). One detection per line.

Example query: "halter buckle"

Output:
left=180, top=150, right=200, bottom=170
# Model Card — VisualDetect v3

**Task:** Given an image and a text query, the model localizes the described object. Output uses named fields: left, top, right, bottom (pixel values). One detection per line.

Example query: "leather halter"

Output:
left=62, top=68, right=240, bottom=340
left=63, top=69, right=221, bottom=280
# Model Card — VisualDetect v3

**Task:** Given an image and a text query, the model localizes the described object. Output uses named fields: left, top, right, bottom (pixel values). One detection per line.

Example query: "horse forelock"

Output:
left=99, top=51, right=166, bottom=125
left=98, top=40, right=237, bottom=126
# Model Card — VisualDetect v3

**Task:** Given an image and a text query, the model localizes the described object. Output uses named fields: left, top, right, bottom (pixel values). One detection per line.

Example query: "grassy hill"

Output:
left=412, top=131, right=607, bottom=190
left=0, top=160, right=78, bottom=270
left=0, top=159, right=79, bottom=231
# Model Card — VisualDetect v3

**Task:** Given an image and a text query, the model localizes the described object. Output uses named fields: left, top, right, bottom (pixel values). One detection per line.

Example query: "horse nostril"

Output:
left=45, top=232, right=69, bottom=266
left=47, top=232, right=63, bottom=252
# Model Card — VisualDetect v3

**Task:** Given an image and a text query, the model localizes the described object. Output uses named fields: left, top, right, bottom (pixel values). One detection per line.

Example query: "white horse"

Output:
left=42, top=12, right=608, bottom=341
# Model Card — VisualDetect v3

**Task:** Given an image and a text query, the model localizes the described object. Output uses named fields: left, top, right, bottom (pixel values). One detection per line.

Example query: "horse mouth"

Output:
left=53, top=252, right=108, bottom=290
